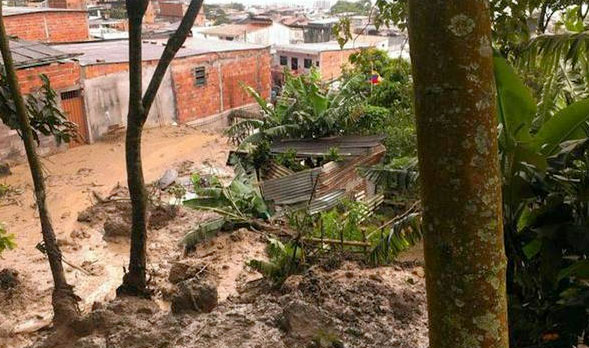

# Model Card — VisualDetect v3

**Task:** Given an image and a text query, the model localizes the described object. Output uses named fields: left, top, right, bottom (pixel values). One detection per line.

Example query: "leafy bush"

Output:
left=496, top=54, right=589, bottom=347
left=247, top=237, right=305, bottom=286
left=0, top=73, right=79, bottom=145
left=0, top=224, right=15, bottom=256
left=343, top=49, right=417, bottom=160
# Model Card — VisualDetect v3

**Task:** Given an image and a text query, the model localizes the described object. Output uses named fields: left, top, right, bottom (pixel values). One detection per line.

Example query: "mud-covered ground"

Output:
left=0, top=125, right=428, bottom=348
left=33, top=260, right=428, bottom=348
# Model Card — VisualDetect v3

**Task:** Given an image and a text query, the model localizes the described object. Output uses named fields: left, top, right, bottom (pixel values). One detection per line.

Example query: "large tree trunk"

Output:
left=118, top=0, right=204, bottom=297
left=407, top=1, right=509, bottom=348
left=0, top=2, right=80, bottom=324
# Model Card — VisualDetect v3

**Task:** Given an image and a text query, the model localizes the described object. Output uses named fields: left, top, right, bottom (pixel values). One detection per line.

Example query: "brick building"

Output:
left=3, top=7, right=90, bottom=43
left=272, top=41, right=371, bottom=84
left=54, top=38, right=270, bottom=141
left=47, top=0, right=87, bottom=9
left=0, top=40, right=82, bottom=161
left=1, top=38, right=271, bottom=162
left=158, top=0, right=205, bottom=25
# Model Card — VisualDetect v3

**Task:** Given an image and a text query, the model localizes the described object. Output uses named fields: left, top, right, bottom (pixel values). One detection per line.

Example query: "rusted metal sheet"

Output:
left=308, top=189, right=347, bottom=215
left=261, top=167, right=321, bottom=205
left=263, top=161, right=295, bottom=180
left=261, top=136, right=386, bottom=214
left=271, top=135, right=386, bottom=158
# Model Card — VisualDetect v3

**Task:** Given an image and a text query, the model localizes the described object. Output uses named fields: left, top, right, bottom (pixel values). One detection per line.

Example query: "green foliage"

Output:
left=184, top=171, right=270, bottom=220
left=181, top=166, right=271, bottom=249
left=367, top=211, right=421, bottom=265
left=330, top=0, right=370, bottom=15
left=108, top=7, right=127, bottom=19
left=275, top=148, right=305, bottom=172
left=0, top=73, right=79, bottom=145
left=226, top=69, right=364, bottom=148
left=343, top=48, right=416, bottom=160
left=497, top=56, right=589, bottom=347
left=325, top=147, right=342, bottom=163
left=0, top=224, right=16, bottom=256
left=360, top=157, right=419, bottom=193
left=247, top=237, right=305, bottom=285
left=180, top=217, right=226, bottom=250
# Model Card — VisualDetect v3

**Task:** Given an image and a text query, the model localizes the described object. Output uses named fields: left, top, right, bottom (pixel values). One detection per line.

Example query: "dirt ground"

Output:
left=0, top=125, right=427, bottom=348
left=0, top=125, right=237, bottom=348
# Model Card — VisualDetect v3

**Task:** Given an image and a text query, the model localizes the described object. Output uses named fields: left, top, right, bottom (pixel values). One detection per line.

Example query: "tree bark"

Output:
left=407, top=1, right=509, bottom=348
left=117, top=0, right=150, bottom=297
left=118, top=0, right=204, bottom=297
left=0, top=2, right=80, bottom=324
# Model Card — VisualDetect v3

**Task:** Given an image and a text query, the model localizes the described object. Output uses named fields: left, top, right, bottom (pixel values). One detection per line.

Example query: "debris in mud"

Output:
left=158, top=169, right=178, bottom=190
left=171, top=278, right=218, bottom=314
left=0, top=163, right=10, bottom=177
left=280, top=299, right=334, bottom=341
left=0, top=268, right=19, bottom=290
left=103, top=215, right=131, bottom=239
left=168, top=260, right=209, bottom=284
left=149, top=205, right=178, bottom=230
left=38, top=261, right=427, bottom=348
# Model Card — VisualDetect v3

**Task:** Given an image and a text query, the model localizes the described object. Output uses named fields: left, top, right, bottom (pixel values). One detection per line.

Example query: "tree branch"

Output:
left=141, top=0, right=204, bottom=120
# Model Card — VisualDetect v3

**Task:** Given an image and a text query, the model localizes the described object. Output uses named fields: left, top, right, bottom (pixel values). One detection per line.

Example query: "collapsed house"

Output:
left=260, top=135, right=386, bottom=214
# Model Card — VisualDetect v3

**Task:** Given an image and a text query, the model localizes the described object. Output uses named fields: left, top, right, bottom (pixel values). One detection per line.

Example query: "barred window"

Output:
left=194, top=66, right=206, bottom=86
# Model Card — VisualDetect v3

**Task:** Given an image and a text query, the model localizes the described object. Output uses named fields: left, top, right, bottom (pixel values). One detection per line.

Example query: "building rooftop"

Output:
left=274, top=41, right=372, bottom=54
left=51, top=38, right=267, bottom=66
left=7, top=39, right=78, bottom=68
left=2, top=6, right=87, bottom=16
left=199, top=23, right=270, bottom=38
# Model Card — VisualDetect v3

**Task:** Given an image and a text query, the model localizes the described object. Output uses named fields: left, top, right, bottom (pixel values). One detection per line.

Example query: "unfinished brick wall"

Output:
left=1, top=62, right=82, bottom=162
left=158, top=2, right=205, bottom=25
left=16, top=62, right=81, bottom=93
left=47, top=0, right=86, bottom=9
left=319, top=49, right=358, bottom=81
left=3, top=11, right=89, bottom=43
left=171, top=48, right=271, bottom=123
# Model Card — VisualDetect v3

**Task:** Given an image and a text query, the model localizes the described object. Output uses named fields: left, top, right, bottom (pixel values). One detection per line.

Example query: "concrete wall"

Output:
left=3, top=11, right=89, bottom=43
left=81, top=64, right=176, bottom=141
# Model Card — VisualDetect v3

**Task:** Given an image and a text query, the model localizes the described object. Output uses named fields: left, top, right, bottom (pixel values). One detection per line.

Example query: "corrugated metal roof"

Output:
left=271, top=135, right=386, bottom=157
left=261, top=167, right=321, bottom=205
left=4, top=39, right=76, bottom=68
left=261, top=137, right=386, bottom=212
left=3, top=6, right=87, bottom=16
left=53, top=38, right=267, bottom=66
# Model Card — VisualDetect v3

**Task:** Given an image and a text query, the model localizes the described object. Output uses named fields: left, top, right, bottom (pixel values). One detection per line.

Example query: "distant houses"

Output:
left=0, top=0, right=408, bottom=162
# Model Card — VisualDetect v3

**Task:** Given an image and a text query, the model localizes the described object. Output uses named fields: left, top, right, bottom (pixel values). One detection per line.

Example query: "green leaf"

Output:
left=522, top=238, right=542, bottom=259
left=494, top=53, right=537, bottom=143
left=558, top=259, right=589, bottom=281
left=533, top=99, right=589, bottom=155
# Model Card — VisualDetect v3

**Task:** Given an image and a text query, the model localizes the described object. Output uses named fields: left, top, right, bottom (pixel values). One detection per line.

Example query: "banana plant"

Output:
left=495, top=53, right=589, bottom=212
left=225, top=68, right=365, bottom=148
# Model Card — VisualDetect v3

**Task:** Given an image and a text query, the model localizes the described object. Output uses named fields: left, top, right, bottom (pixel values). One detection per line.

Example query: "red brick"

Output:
left=3, top=11, right=89, bottom=43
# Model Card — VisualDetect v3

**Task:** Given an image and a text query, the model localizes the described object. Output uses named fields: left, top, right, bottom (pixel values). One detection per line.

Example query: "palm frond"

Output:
left=368, top=211, right=422, bottom=265
left=180, top=217, right=227, bottom=249
left=225, top=118, right=264, bottom=145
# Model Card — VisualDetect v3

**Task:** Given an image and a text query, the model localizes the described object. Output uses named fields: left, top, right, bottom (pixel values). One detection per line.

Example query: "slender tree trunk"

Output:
left=0, top=2, right=80, bottom=323
left=118, top=0, right=204, bottom=296
left=407, top=1, right=509, bottom=348
left=117, top=5, right=150, bottom=296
